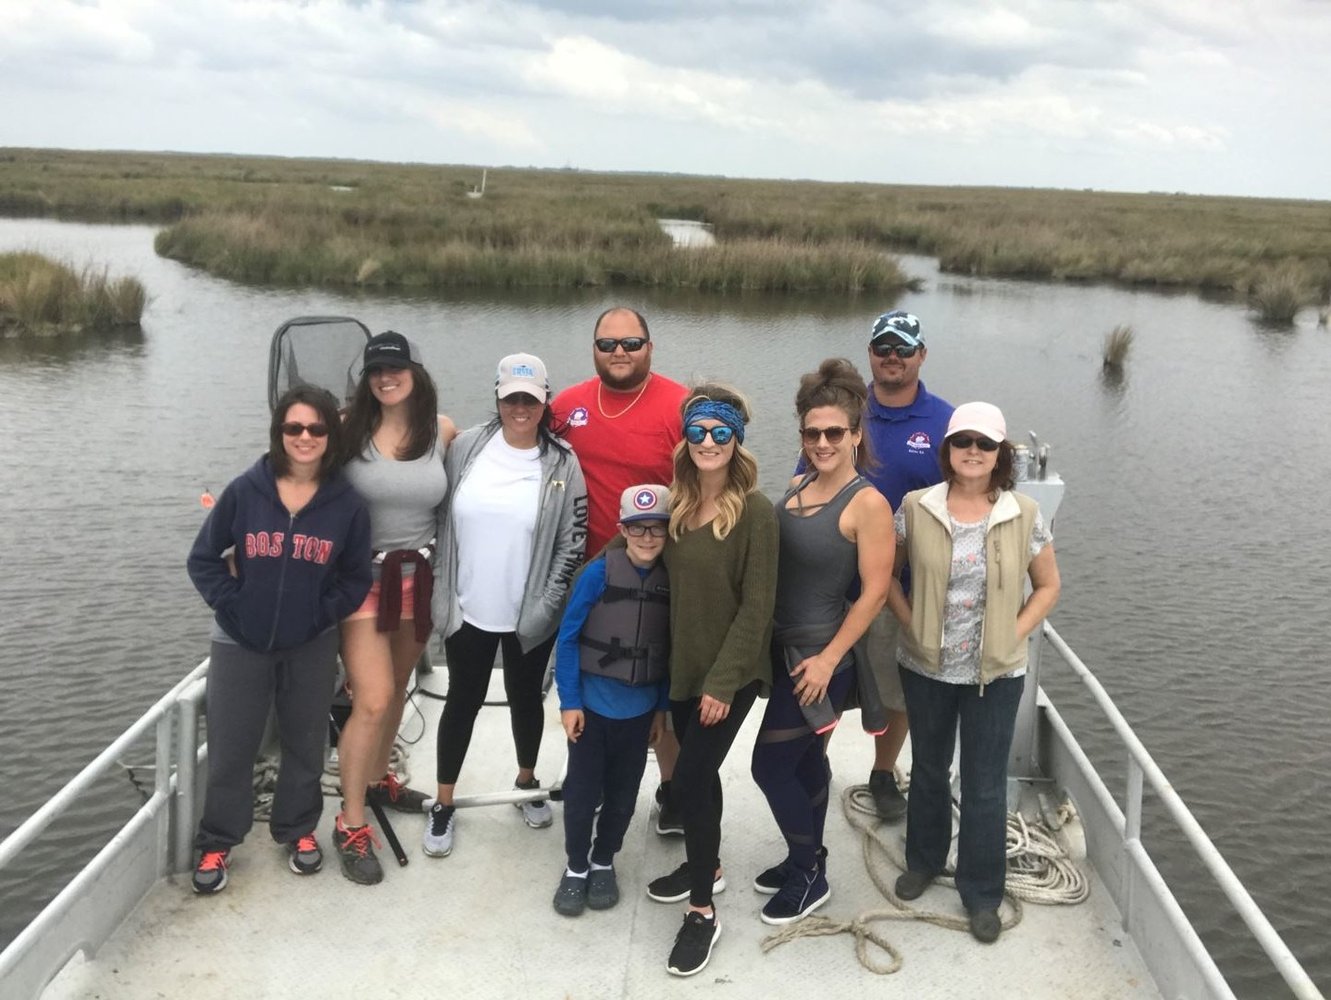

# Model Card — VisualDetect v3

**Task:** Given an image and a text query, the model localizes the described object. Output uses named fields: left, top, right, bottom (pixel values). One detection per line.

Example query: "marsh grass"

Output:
left=1101, top=324, right=1134, bottom=369
left=0, top=252, right=147, bottom=334
left=1249, top=264, right=1310, bottom=324
left=4, top=148, right=1331, bottom=298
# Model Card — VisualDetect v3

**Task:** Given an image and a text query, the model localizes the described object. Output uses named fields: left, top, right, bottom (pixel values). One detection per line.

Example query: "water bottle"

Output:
left=1012, top=444, right=1031, bottom=482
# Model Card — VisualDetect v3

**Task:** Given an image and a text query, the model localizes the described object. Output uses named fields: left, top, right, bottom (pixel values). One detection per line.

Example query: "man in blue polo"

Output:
left=861, top=310, right=953, bottom=820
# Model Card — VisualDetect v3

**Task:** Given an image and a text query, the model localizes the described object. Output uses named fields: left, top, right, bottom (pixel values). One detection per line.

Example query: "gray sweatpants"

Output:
left=195, top=629, right=340, bottom=851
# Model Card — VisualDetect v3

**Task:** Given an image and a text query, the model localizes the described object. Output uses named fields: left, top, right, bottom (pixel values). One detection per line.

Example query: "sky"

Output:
left=3, top=0, right=1330, bottom=200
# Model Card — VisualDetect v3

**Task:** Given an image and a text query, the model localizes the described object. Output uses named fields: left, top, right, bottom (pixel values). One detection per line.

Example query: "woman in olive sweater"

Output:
left=646, top=382, right=778, bottom=979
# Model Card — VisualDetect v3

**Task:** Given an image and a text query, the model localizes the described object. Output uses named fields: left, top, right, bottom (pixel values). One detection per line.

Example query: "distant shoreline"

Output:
left=1, top=147, right=1327, bottom=313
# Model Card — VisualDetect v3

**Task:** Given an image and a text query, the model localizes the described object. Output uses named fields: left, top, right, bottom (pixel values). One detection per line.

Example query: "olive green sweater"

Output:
left=662, top=492, right=778, bottom=703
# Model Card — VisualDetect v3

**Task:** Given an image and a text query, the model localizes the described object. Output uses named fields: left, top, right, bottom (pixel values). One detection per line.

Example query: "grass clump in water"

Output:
left=1101, top=324, right=1134, bottom=369
left=0, top=252, right=147, bottom=335
left=1249, top=265, right=1309, bottom=324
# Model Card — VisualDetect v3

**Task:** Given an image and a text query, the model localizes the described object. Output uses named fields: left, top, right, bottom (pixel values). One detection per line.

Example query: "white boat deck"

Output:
left=43, top=670, right=1159, bottom=1000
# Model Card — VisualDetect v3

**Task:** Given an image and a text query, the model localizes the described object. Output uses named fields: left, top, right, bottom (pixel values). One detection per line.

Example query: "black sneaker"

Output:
left=969, top=908, right=1002, bottom=943
left=647, top=862, right=726, bottom=904
left=869, top=769, right=907, bottom=822
left=894, top=869, right=935, bottom=901
left=333, top=813, right=384, bottom=885
left=760, top=866, right=830, bottom=925
left=553, top=871, right=588, bottom=917
left=655, top=783, right=684, bottom=837
left=192, top=849, right=230, bottom=894
left=666, top=910, right=721, bottom=977
left=367, top=773, right=430, bottom=814
left=286, top=833, right=322, bottom=875
left=587, top=866, right=619, bottom=910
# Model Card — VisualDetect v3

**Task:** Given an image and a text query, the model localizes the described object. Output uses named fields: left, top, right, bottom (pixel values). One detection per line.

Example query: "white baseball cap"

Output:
left=495, top=353, right=549, bottom=402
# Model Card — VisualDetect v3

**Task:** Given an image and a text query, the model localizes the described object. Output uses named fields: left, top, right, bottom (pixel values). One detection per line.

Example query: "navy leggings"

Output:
left=437, top=622, right=557, bottom=784
left=669, top=680, right=760, bottom=908
left=751, top=645, right=856, bottom=871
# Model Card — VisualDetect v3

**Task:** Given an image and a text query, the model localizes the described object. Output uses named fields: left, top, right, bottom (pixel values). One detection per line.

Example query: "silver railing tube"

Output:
left=1042, top=623, right=1323, bottom=1000
left=0, top=661, right=209, bottom=872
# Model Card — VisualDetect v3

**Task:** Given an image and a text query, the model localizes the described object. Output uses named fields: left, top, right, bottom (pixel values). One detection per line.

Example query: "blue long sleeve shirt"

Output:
left=555, top=556, right=670, bottom=719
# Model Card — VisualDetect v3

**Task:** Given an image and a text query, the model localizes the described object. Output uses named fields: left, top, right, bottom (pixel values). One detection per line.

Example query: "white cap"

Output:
left=945, top=401, right=1006, bottom=442
left=495, top=353, right=549, bottom=402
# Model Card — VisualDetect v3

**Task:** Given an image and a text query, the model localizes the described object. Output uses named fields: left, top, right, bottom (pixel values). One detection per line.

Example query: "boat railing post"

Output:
left=173, top=674, right=206, bottom=874
left=153, top=708, right=174, bottom=879
left=1122, top=757, right=1144, bottom=933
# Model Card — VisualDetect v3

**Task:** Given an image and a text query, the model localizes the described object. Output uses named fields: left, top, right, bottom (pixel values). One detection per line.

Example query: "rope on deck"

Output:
left=760, top=778, right=1087, bottom=972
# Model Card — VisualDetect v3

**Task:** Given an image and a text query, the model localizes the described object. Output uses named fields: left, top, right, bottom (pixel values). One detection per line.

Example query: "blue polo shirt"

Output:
left=862, top=379, right=954, bottom=510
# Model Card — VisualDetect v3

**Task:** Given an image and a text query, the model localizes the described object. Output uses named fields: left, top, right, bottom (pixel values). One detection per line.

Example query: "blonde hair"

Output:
left=669, top=382, right=759, bottom=541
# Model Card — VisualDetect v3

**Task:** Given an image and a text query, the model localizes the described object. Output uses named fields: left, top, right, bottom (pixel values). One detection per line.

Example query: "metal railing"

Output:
left=0, top=660, right=208, bottom=1000
left=1041, top=623, right=1323, bottom=1000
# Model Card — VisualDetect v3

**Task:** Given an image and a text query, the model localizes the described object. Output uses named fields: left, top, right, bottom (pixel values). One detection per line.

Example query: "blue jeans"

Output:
left=899, top=665, right=1024, bottom=912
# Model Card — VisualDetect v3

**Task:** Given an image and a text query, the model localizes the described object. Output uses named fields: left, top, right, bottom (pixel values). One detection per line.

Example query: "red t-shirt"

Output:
left=552, top=373, right=688, bottom=556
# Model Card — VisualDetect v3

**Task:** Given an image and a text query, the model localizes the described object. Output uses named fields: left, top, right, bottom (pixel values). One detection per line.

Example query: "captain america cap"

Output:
left=619, top=484, right=670, bottom=523
left=869, top=310, right=923, bottom=348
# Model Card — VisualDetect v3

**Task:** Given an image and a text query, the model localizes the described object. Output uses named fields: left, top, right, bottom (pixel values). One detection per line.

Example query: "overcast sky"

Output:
left=4, top=0, right=1329, bottom=200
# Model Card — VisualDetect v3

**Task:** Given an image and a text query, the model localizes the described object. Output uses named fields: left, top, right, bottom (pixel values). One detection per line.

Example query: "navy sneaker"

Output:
left=760, top=866, right=830, bottom=925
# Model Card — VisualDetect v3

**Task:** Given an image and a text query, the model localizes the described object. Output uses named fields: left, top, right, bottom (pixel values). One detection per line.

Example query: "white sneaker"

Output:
left=423, top=802, right=455, bottom=857
left=514, top=779, right=554, bottom=829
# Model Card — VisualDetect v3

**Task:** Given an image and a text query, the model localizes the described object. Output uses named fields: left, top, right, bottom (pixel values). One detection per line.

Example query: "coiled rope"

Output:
left=760, top=777, right=1087, bottom=973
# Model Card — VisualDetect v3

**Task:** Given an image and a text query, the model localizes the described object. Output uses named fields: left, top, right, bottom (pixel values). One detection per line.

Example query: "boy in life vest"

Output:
left=551, top=484, right=671, bottom=916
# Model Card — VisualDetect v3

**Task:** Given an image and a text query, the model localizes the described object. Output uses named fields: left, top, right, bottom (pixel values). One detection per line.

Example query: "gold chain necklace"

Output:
left=597, top=374, right=652, bottom=419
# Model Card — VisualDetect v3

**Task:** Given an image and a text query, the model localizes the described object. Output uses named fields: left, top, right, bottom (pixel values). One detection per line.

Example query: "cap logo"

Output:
left=378, top=344, right=402, bottom=352
left=634, top=488, right=658, bottom=511
left=511, top=364, right=536, bottom=378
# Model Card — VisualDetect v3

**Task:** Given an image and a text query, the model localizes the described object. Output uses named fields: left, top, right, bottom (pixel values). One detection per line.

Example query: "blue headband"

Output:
left=684, top=400, right=746, bottom=445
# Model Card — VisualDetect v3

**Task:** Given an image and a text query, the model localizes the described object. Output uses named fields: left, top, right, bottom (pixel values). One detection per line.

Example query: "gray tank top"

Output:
left=343, top=435, right=448, bottom=574
left=774, top=474, right=873, bottom=626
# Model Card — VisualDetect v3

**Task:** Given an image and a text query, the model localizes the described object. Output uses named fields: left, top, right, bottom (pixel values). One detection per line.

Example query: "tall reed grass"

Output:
left=4, top=148, right=1331, bottom=300
left=1248, top=264, right=1309, bottom=324
left=0, top=252, right=147, bottom=334
left=1101, top=324, right=1134, bottom=369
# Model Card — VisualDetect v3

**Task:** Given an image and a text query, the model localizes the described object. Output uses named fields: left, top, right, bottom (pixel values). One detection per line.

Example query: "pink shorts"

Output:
left=347, top=575, right=416, bottom=622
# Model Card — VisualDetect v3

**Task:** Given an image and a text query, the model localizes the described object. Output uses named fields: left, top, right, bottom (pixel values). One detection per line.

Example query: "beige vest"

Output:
left=899, top=483, right=1038, bottom=686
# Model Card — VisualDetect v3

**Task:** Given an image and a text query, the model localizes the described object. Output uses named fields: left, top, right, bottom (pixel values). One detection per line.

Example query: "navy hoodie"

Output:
left=187, top=456, right=373, bottom=652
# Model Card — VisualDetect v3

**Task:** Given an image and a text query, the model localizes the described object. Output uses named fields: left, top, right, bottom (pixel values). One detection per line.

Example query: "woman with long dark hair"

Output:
left=750, top=358, right=894, bottom=925
left=186, top=385, right=371, bottom=894
left=646, top=382, right=778, bottom=978
left=335, top=331, right=455, bottom=885
left=889, top=401, right=1060, bottom=943
left=423, top=353, right=587, bottom=858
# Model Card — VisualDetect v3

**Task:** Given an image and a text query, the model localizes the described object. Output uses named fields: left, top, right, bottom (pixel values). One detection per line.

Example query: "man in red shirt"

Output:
left=552, top=307, right=688, bottom=834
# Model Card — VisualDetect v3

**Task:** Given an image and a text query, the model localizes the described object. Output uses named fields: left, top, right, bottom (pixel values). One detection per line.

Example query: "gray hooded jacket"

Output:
left=433, top=422, right=588, bottom=651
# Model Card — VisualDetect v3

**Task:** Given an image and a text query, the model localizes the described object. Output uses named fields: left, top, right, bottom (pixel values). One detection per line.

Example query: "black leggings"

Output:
left=436, top=621, right=557, bottom=784
left=669, top=680, right=760, bottom=908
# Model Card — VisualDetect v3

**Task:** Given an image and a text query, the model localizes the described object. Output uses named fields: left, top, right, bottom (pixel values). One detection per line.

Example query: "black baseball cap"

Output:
left=361, top=331, right=422, bottom=373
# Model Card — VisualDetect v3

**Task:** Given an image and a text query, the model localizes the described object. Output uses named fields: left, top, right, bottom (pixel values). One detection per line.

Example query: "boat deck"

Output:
left=44, top=670, right=1159, bottom=1000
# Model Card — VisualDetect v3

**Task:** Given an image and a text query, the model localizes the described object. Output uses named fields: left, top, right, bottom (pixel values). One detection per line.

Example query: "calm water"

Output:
left=1, top=220, right=1327, bottom=997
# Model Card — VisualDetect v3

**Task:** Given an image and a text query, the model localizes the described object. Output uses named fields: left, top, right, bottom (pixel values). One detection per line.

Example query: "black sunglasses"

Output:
left=281, top=422, right=330, bottom=438
left=594, top=337, right=648, bottom=353
left=948, top=433, right=1000, bottom=452
left=800, top=426, right=851, bottom=445
left=871, top=341, right=921, bottom=359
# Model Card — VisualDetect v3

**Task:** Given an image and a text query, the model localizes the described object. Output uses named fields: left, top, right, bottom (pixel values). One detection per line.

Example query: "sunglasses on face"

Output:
left=500, top=392, right=543, bottom=407
left=281, top=422, right=329, bottom=438
left=949, top=433, right=1000, bottom=452
left=800, top=425, right=851, bottom=446
left=624, top=522, right=668, bottom=538
left=684, top=423, right=735, bottom=446
left=594, top=337, right=648, bottom=354
left=871, top=341, right=921, bottom=359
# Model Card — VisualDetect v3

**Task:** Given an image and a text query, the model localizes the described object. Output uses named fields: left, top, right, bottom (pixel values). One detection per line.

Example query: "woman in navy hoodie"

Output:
left=186, top=385, right=372, bottom=894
